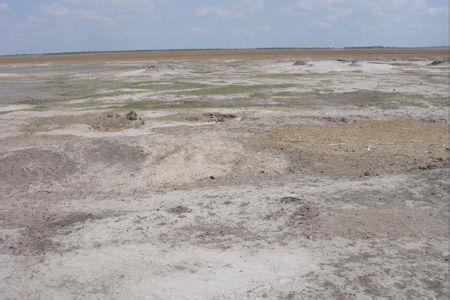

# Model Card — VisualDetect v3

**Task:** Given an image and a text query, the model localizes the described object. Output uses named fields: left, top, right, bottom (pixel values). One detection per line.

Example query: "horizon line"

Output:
left=1, top=46, right=449, bottom=57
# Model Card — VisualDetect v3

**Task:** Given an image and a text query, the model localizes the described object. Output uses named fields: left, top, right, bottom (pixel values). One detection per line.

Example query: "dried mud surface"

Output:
left=0, top=51, right=448, bottom=298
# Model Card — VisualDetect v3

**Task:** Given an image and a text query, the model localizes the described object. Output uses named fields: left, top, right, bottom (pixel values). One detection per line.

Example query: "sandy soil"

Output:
left=0, top=50, right=448, bottom=298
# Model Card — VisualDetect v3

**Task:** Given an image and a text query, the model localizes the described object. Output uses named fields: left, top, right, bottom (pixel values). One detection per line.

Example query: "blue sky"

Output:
left=0, top=0, right=448, bottom=55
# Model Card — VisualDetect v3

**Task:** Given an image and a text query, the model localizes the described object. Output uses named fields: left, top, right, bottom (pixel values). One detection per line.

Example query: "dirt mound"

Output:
left=90, top=111, right=144, bottom=132
left=429, top=60, right=446, bottom=66
left=288, top=204, right=320, bottom=226
left=293, top=60, right=308, bottom=66
left=23, top=111, right=144, bottom=133
left=168, top=206, right=192, bottom=215
left=126, top=110, right=139, bottom=121
left=161, top=112, right=238, bottom=123
left=207, top=112, right=237, bottom=123
left=142, top=65, right=157, bottom=72
left=0, top=148, right=78, bottom=187
left=4, top=212, right=106, bottom=256
left=350, top=60, right=361, bottom=67
left=78, top=139, right=147, bottom=167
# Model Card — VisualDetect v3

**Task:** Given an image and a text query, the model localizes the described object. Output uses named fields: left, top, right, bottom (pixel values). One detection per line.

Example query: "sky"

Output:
left=0, top=0, right=448, bottom=55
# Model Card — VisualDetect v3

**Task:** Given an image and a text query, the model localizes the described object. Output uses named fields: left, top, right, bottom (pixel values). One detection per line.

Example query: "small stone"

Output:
left=126, top=111, right=139, bottom=121
left=210, top=176, right=215, bottom=180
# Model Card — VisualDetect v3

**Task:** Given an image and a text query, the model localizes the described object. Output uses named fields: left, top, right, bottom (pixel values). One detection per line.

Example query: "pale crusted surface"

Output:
left=0, top=55, right=448, bottom=299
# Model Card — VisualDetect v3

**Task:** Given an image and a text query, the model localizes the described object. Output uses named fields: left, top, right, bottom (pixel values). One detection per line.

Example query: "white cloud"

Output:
left=282, top=0, right=442, bottom=18
left=89, top=0, right=164, bottom=12
left=313, top=20, right=331, bottom=29
left=229, top=28, right=255, bottom=35
left=190, top=27, right=208, bottom=34
left=257, top=25, right=272, bottom=32
left=238, top=0, right=265, bottom=11
left=424, top=6, right=448, bottom=15
left=406, top=23, right=437, bottom=31
left=41, top=3, right=71, bottom=17
left=283, top=0, right=353, bottom=17
left=0, top=2, right=8, bottom=12
left=197, top=0, right=265, bottom=18
left=40, top=3, right=112, bottom=23
left=78, top=10, right=112, bottom=23
left=197, top=6, right=243, bottom=18
left=39, top=0, right=171, bottom=24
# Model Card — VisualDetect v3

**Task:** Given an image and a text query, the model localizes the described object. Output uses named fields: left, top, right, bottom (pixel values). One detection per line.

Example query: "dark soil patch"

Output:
left=207, top=113, right=237, bottom=123
left=288, top=204, right=320, bottom=225
left=6, top=212, right=107, bottom=256
left=0, top=148, right=79, bottom=187
left=293, top=60, right=308, bottom=66
left=161, top=112, right=238, bottom=123
left=280, top=196, right=304, bottom=204
left=89, top=112, right=144, bottom=132
left=163, top=224, right=256, bottom=249
left=168, top=206, right=192, bottom=215
left=76, top=139, right=147, bottom=167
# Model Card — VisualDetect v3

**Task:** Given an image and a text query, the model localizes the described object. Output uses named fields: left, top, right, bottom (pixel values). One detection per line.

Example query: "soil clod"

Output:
left=293, top=60, right=308, bottom=66
left=429, top=60, right=445, bottom=66
left=168, top=206, right=192, bottom=215
left=126, top=110, right=139, bottom=121
left=280, top=197, right=303, bottom=204
left=208, top=113, right=237, bottom=123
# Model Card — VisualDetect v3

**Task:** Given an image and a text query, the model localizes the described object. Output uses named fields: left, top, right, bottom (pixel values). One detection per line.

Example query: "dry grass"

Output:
left=0, top=49, right=447, bottom=64
left=264, top=120, right=448, bottom=176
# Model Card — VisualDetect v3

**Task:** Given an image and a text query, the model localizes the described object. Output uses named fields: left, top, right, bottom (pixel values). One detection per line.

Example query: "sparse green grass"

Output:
left=19, top=98, right=64, bottom=110
left=326, top=90, right=427, bottom=108
left=271, top=91, right=300, bottom=97
left=119, top=89, right=435, bottom=112
left=128, top=81, right=210, bottom=91
left=58, top=88, right=97, bottom=98
left=49, top=74, right=69, bottom=83
left=120, top=99, right=283, bottom=111
left=22, top=88, right=437, bottom=112
left=57, top=87, right=142, bottom=100
left=270, top=90, right=430, bottom=109
left=423, top=97, right=449, bottom=107
left=173, top=83, right=295, bottom=96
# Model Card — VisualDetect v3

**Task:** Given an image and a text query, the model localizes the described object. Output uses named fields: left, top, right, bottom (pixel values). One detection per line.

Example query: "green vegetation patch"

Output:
left=173, top=83, right=295, bottom=96
left=120, top=99, right=282, bottom=111
left=128, top=81, right=211, bottom=91
left=58, top=88, right=97, bottom=98
left=271, top=90, right=435, bottom=109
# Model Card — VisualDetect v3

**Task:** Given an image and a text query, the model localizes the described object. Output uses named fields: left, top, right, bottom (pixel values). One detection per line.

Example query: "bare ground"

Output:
left=0, top=50, right=448, bottom=298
